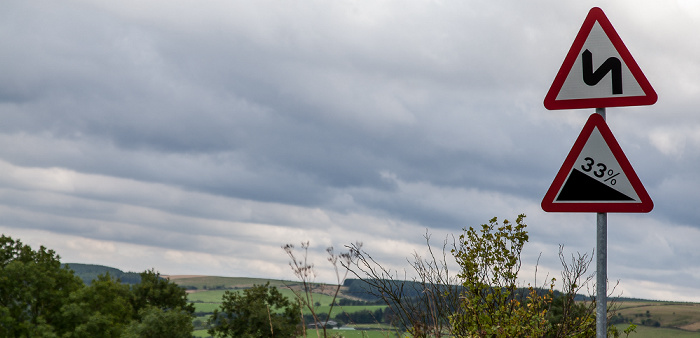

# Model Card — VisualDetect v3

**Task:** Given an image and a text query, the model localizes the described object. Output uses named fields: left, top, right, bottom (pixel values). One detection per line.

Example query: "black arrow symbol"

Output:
left=582, top=49, right=623, bottom=95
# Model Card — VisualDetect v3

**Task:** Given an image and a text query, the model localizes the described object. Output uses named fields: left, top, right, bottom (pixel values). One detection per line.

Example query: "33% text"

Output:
left=581, top=157, right=620, bottom=185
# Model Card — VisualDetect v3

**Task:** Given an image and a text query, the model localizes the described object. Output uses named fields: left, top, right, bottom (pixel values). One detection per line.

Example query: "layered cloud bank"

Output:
left=2, top=0, right=700, bottom=301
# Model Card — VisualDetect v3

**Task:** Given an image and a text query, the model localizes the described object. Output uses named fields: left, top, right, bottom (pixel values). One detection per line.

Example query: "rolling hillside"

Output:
left=66, top=265, right=700, bottom=336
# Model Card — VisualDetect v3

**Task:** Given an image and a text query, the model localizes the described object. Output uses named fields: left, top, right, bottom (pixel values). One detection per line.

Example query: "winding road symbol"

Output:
left=582, top=49, right=622, bottom=95
left=544, top=7, right=656, bottom=110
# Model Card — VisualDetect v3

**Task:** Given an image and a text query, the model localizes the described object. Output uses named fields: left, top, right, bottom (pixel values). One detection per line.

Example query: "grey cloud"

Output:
left=1, top=0, right=699, bottom=301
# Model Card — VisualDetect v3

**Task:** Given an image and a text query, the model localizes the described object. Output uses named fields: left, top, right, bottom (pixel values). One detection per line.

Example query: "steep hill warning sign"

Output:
left=541, top=113, right=653, bottom=213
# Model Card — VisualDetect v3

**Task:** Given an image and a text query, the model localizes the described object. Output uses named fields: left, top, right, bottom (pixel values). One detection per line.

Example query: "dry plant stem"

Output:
left=284, top=241, right=361, bottom=338
left=266, top=304, right=274, bottom=337
left=283, top=242, right=321, bottom=337
left=344, top=232, right=461, bottom=338
left=553, top=245, right=597, bottom=337
left=324, top=245, right=360, bottom=330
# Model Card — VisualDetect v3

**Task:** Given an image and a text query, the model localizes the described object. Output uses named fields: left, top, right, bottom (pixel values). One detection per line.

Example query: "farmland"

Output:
left=169, top=275, right=392, bottom=337
left=611, top=301, right=700, bottom=336
left=167, top=275, right=700, bottom=337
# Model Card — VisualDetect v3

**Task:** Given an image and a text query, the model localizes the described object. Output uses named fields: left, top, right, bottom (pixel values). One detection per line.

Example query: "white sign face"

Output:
left=542, top=113, right=653, bottom=213
left=543, top=7, right=657, bottom=110
left=555, top=22, right=646, bottom=101
left=554, top=127, right=640, bottom=203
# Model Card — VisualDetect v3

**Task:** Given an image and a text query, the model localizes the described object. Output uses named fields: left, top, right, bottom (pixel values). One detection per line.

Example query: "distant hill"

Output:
left=63, top=263, right=142, bottom=285
left=164, top=275, right=293, bottom=291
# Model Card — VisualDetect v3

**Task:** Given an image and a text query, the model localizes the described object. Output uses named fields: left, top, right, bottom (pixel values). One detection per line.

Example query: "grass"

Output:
left=192, top=329, right=210, bottom=338
left=169, top=275, right=292, bottom=290
left=610, top=301, right=700, bottom=337
left=182, top=278, right=700, bottom=337
left=619, top=325, right=700, bottom=337
left=188, top=290, right=229, bottom=303
left=194, top=328, right=400, bottom=338
left=187, top=282, right=388, bottom=314
left=615, top=301, right=700, bottom=329
left=318, top=329, right=401, bottom=338
left=192, top=302, right=220, bottom=313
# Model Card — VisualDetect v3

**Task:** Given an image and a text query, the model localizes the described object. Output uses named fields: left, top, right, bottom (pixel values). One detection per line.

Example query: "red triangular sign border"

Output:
left=542, top=113, right=653, bottom=213
left=543, top=7, right=657, bottom=110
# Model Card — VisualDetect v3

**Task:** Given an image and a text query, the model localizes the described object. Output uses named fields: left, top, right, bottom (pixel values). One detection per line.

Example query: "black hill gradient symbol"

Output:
left=556, top=169, right=634, bottom=201
left=582, top=49, right=623, bottom=95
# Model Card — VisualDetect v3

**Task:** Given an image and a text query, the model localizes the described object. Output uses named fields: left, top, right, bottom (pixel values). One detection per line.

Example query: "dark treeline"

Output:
left=2, top=235, right=195, bottom=337
left=63, top=263, right=142, bottom=285
left=344, top=278, right=589, bottom=303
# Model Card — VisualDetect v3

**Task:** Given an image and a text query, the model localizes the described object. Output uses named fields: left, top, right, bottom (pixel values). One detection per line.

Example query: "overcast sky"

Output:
left=2, top=0, right=700, bottom=302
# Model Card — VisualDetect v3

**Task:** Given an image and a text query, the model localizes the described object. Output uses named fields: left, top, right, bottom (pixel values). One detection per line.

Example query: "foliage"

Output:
left=343, top=214, right=618, bottom=337
left=61, top=273, right=134, bottom=337
left=334, top=308, right=386, bottom=325
left=0, top=235, right=84, bottom=336
left=61, top=271, right=196, bottom=337
left=0, top=235, right=194, bottom=337
left=130, top=269, right=195, bottom=316
left=449, top=214, right=552, bottom=337
left=208, top=282, right=300, bottom=338
left=122, top=305, right=194, bottom=338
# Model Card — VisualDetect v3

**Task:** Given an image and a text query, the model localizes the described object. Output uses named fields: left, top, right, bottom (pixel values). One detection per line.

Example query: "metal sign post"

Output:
left=542, top=7, right=657, bottom=338
left=596, top=106, right=608, bottom=338
left=596, top=211, right=607, bottom=337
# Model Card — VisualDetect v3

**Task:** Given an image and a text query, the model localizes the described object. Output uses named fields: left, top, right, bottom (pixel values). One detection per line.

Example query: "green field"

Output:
left=169, top=276, right=292, bottom=290
left=611, top=301, right=700, bottom=337
left=185, top=279, right=388, bottom=315
left=181, top=275, right=392, bottom=337
left=177, top=276, right=700, bottom=337
left=193, top=328, right=401, bottom=338
left=192, top=302, right=220, bottom=313
left=189, top=288, right=387, bottom=316
left=188, top=290, right=229, bottom=303
left=621, top=325, right=700, bottom=337
left=615, top=302, right=700, bottom=329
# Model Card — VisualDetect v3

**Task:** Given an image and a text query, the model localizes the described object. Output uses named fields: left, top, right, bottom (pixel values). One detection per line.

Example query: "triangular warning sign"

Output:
left=542, top=113, right=653, bottom=213
left=544, top=7, right=657, bottom=110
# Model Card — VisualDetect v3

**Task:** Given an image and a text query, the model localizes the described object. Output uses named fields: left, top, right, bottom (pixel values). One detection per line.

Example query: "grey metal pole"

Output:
left=596, top=212, right=607, bottom=337
left=596, top=107, right=607, bottom=338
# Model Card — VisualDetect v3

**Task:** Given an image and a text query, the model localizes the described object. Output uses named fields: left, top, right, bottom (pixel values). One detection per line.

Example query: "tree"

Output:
left=61, top=271, right=196, bottom=338
left=449, top=214, right=551, bottom=337
left=121, top=305, right=194, bottom=338
left=130, top=269, right=195, bottom=317
left=208, top=282, right=299, bottom=338
left=60, top=273, right=134, bottom=337
left=0, top=235, right=196, bottom=337
left=345, top=214, right=618, bottom=337
left=125, top=269, right=195, bottom=337
left=0, top=235, right=84, bottom=337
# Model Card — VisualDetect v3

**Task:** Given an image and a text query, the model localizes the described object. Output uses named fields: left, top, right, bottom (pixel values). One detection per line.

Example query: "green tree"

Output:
left=449, top=215, right=551, bottom=337
left=130, top=269, right=195, bottom=317
left=125, top=269, right=195, bottom=337
left=0, top=235, right=84, bottom=337
left=61, top=273, right=134, bottom=338
left=121, top=306, right=194, bottom=338
left=208, top=282, right=299, bottom=338
left=0, top=235, right=197, bottom=337
left=346, top=215, right=626, bottom=337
